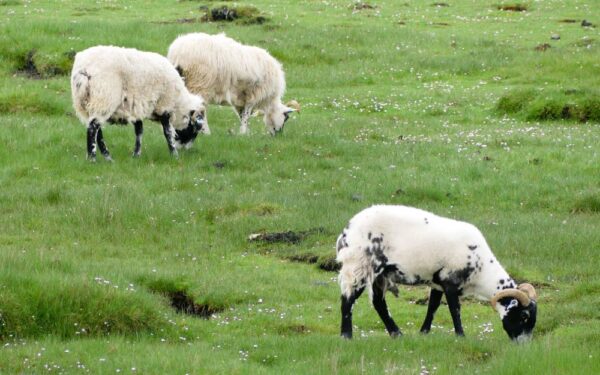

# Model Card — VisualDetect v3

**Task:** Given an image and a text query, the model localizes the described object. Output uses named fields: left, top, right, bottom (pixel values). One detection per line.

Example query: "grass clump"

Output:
left=0, top=0, right=20, bottom=5
left=0, top=276, right=168, bottom=339
left=141, top=277, right=226, bottom=318
left=571, top=194, right=600, bottom=214
left=14, top=50, right=73, bottom=79
left=496, top=89, right=600, bottom=123
left=203, top=5, right=268, bottom=25
left=0, top=91, right=66, bottom=116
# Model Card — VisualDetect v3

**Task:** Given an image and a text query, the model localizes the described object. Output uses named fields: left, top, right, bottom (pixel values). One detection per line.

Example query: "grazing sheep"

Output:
left=336, top=205, right=538, bottom=341
left=71, top=46, right=206, bottom=161
left=167, top=32, right=299, bottom=136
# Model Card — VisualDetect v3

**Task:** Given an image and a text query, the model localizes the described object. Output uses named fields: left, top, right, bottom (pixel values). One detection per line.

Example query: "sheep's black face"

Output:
left=501, top=299, right=537, bottom=342
left=175, top=110, right=205, bottom=149
left=174, top=125, right=199, bottom=149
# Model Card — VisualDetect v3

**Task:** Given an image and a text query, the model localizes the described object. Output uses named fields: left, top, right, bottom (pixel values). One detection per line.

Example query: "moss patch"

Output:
left=14, top=50, right=73, bottom=79
left=496, top=89, right=600, bottom=123
left=248, top=228, right=325, bottom=245
left=202, top=5, right=268, bottom=25
left=571, top=194, right=600, bottom=214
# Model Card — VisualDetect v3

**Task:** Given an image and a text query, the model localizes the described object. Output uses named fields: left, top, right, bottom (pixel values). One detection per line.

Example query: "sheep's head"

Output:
left=175, top=96, right=206, bottom=149
left=491, top=283, right=538, bottom=342
left=264, top=100, right=300, bottom=136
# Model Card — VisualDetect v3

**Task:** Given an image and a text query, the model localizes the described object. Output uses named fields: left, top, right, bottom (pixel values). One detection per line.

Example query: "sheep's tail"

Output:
left=71, top=70, right=92, bottom=120
left=337, top=247, right=374, bottom=299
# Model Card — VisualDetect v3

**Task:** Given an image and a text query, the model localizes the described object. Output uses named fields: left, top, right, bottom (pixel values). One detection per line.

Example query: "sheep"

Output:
left=336, top=205, right=538, bottom=342
left=167, top=32, right=299, bottom=136
left=71, top=45, right=206, bottom=161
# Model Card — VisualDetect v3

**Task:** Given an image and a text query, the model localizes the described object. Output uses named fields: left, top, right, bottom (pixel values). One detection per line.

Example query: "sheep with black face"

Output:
left=71, top=46, right=206, bottom=161
left=336, top=205, right=538, bottom=341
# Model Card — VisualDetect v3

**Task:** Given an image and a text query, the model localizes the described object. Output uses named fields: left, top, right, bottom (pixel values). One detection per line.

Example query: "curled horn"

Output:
left=490, top=288, right=531, bottom=308
left=286, top=100, right=301, bottom=112
left=518, top=283, right=537, bottom=301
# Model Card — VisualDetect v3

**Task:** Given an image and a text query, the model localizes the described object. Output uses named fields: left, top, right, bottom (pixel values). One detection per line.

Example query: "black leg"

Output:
left=420, top=289, right=444, bottom=334
left=96, top=127, right=112, bottom=161
left=444, top=287, right=465, bottom=336
left=372, top=279, right=401, bottom=337
left=133, top=120, right=143, bottom=157
left=86, top=119, right=100, bottom=161
left=160, top=114, right=178, bottom=156
left=340, top=287, right=364, bottom=339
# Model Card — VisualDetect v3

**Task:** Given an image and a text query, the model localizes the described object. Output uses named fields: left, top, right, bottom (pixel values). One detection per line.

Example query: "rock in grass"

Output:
left=581, top=19, right=594, bottom=27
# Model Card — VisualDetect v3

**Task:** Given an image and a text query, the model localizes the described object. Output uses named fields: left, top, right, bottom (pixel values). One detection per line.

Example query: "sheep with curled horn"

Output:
left=336, top=205, right=538, bottom=341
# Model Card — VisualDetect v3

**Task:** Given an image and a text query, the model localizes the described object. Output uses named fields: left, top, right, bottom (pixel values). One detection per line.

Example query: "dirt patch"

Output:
left=279, top=324, right=311, bottom=335
left=213, top=160, right=226, bottom=169
left=283, top=253, right=339, bottom=272
left=286, top=253, right=320, bottom=264
left=248, top=228, right=325, bottom=245
left=14, top=50, right=71, bottom=79
left=496, top=3, right=528, bottom=12
left=16, top=50, right=41, bottom=79
left=431, top=2, right=449, bottom=6
left=535, top=43, right=551, bottom=51
left=317, top=256, right=340, bottom=272
left=350, top=1, right=377, bottom=11
left=559, top=19, right=578, bottom=23
left=202, top=5, right=268, bottom=24
left=168, top=290, right=224, bottom=319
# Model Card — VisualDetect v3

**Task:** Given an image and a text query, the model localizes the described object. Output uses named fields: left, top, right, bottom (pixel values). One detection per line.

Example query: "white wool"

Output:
left=71, top=45, right=204, bottom=130
left=337, top=205, right=511, bottom=304
left=167, top=33, right=292, bottom=134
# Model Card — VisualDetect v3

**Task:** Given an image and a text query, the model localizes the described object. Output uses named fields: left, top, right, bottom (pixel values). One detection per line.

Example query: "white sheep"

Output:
left=167, top=32, right=299, bottom=136
left=71, top=45, right=206, bottom=161
left=336, top=205, right=538, bottom=341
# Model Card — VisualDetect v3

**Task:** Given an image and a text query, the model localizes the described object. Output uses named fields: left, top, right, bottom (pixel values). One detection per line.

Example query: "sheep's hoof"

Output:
left=340, top=332, right=352, bottom=340
left=87, top=155, right=97, bottom=163
left=419, top=328, right=431, bottom=335
left=132, top=152, right=141, bottom=158
left=389, top=331, right=402, bottom=339
left=170, top=151, right=179, bottom=158
left=104, top=156, right=114, bottom=162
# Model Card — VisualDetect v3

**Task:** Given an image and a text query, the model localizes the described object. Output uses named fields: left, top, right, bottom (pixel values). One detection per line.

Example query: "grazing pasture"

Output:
left=0, top=0, right=599, bottom=373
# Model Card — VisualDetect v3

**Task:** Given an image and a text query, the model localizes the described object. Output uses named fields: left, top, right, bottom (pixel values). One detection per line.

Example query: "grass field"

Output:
left=1, top=0, right=599, bottom=373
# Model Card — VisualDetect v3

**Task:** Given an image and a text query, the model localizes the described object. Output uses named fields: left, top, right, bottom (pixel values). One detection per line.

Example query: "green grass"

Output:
left=0, top=0, right=599, bottom=373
